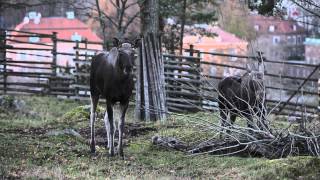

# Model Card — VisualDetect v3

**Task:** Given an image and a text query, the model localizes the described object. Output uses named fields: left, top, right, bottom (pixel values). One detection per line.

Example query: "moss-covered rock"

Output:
left=61, top=105, right=105, bottom=123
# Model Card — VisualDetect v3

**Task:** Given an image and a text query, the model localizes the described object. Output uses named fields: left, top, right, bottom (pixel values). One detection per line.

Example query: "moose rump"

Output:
left=217, top=73, right=268, bottom=133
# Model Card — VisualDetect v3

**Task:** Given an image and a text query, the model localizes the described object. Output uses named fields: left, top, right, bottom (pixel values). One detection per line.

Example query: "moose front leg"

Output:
left=118, top=102, right=128, bottom=158
left=105, top=102, right=115, bottom=156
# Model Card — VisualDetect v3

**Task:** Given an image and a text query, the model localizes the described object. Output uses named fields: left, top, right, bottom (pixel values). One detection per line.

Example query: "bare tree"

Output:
left=95, top=0, right=141, bottom=37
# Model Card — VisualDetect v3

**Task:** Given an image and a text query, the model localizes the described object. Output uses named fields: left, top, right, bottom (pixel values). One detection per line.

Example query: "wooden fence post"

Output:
left=189, top=44, right=194, bottom=57
left=50, top=32, right=57, bottom=95
left=196, top=48, right=202, bottom=109
left=0, top=29, right=6, bottom=94
left=84, top=38, right=88, bottom=61
left=74, top=41, right=80, bottom=99
left=52, top=32, right=57, bottom=76
left=135, top=33, right=167, bottom=121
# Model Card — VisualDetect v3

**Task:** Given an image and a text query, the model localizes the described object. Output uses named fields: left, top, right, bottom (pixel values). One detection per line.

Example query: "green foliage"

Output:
left=248, top=0, right=276, bottom=15
left=160, top=0, right=218, bottom=52
left=160, top=0, right=217, bottom=24
left=61, top=105, right=104, bottom=123
left=218, top=1, right=256, bottom=41
left=245, top=156, right=320, bottom=179
left=0, top=95, right=15, bottom=109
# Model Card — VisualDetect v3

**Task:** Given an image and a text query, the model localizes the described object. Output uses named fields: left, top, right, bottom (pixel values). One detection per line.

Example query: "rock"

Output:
left=13, top=99, right=26, bottom=111
left=0, top=95, right=26, bottom=111
left=46, top=128, right=84, bottom=139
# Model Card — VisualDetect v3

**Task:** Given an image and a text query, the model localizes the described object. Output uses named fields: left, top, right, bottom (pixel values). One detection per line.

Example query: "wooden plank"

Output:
left=6, top=38, right=53, bottom=47
left=1, top=28, right=53, bottom=37
left=165, top=77, right=202, bottom=84
left=201, top=61, right=246, bottom=70
left=1, top=82, right=48, bottom=87
left=5, top=63, right=52, bottom=70
left=56, top=38, right=103, bottom=45
left=163, top=53, right=201, bottom=60
left=0, top=87, right=44, bottom=94
left=7, top=47, right=52, bottom=51
left=134, top=43, right=142, bottom=121
left=164, top=64, right=199, bottom=72
left=1, top=60, right=53, bottom=65
left=142, top=37, right=150, bottom=121
left=4, top=50, right=52, bottom=58
left=164, top=71, right=199, bottom=79
left=166, top=90, right=200, bottom=98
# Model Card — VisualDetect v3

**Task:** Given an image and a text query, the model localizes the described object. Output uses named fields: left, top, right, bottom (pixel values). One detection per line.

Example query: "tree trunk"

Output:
left=179, top=0, right=187, bottom=55
left=140, top=0, right=159, bottom=35
left=136, top=0, right=167, bottom=121
left=95, top=0, right=107, bottom=50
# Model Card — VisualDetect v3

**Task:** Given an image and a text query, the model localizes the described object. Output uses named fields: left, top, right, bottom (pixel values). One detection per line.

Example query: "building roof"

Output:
left=11, top=17, right=102, bottom=43
left=249, top=15, right=305, bottom=34
left=183, top=26, right=247, bottom=45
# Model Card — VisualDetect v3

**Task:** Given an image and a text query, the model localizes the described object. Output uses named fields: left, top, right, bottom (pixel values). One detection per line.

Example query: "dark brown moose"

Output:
left=218, top=71, right=269, bottom=134
left=89, top=37, right=139, bottom=157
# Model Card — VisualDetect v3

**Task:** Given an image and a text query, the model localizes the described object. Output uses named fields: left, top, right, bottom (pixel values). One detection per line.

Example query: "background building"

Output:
left=183, top=26, right=248, bottom=77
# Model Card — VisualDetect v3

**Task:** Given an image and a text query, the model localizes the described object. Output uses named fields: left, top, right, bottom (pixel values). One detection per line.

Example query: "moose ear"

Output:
left=133, top=37, right=141, bottom=48
left=112, top=37, right=120, bottom=47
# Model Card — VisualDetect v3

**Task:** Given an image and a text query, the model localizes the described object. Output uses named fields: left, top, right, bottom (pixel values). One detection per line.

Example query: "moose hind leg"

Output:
left=105, top=102, right=115, bottom=156
left=230, top=114, right=236, bottom=125
left=90, top=94, right=99, bottom=154
left=219, top=109, right=231, bottom=138
left=118, top=102, right=128, bottom=158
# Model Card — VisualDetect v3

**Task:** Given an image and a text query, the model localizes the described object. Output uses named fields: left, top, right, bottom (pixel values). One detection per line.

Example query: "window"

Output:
left=29, top=36, right=40, bottom=43
left=71, top=32, right=82, bottom=41
left=287, top=36, right=292, bottom=43
left=292, top=36, right=296, bottom=43
left=66, top=11, right=75, bottom=19
left=269, top=25, right=275, bottom=32
left=273, top=36, right=280, bottom=44
left=293, top=25, right=297, bottom=31
left=254, top=25, right=260, bottom=31
left=297, top=35, right=301, bottom=43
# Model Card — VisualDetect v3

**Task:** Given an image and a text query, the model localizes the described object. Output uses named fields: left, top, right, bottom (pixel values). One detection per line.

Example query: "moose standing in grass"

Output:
left=218, top=63, right=270, bottom=135
left=89, top=37, right=139, bottom=157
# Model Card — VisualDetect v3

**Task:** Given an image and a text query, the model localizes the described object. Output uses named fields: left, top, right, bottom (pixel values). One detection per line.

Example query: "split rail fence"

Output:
left=0, top=29, right=319, bottom=118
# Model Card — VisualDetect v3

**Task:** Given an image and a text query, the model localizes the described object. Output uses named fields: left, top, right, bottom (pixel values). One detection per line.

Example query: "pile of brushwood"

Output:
left=152, top=115, right=320, bottom=159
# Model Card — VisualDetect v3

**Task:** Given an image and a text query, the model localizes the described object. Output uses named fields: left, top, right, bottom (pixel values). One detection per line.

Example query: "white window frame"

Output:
left=269, top=25, right=275, bottom=32
left=273, top=36, right=280, bottom=44
left=254, top=25, right=260, bottom=31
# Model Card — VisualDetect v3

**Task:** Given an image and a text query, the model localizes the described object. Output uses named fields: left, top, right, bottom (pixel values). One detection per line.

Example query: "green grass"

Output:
left=1, top=95, right=320, bottom=179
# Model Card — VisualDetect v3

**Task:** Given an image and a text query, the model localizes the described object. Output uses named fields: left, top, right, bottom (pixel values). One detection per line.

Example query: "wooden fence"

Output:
left=0, top=29, right=103, bottom=99
left=0, top=29, right=318, bottom=118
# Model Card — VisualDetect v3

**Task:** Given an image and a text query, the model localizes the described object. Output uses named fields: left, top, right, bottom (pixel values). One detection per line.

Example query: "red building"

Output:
left=8, top=14, right=102, bottom=69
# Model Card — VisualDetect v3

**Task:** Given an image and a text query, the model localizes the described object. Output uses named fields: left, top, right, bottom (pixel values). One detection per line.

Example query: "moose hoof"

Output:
left=90, top=146, right=96, bottom=154
left=90, top=150, right=97, bottom=157
left=108, top=150, right=115, bottom=157
left=118, top=150, right=124, bottom=159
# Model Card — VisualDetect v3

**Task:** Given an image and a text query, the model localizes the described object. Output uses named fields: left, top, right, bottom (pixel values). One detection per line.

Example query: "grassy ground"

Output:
left=1, top=95, right=320, bottom=179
